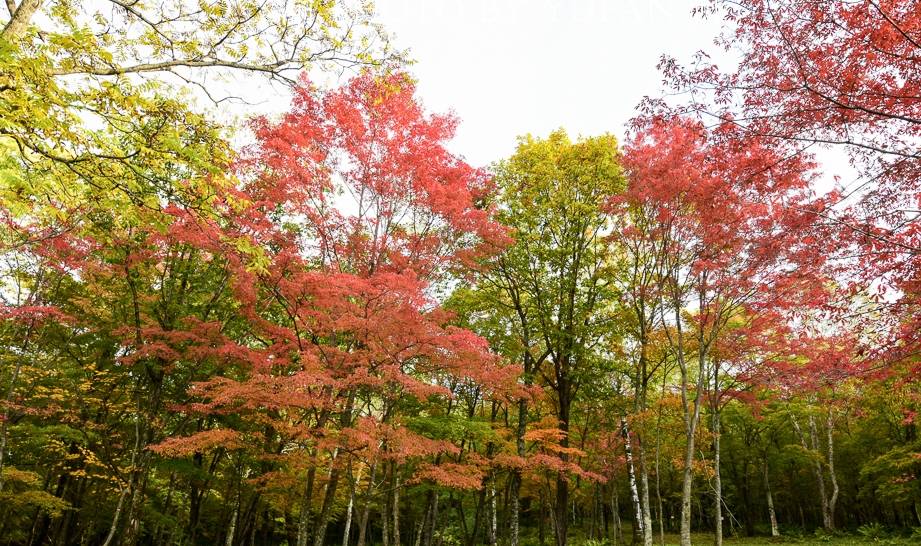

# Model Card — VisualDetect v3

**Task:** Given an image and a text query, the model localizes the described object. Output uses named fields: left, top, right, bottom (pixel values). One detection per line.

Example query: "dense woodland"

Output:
left=1, top=1, right=919, bottom=545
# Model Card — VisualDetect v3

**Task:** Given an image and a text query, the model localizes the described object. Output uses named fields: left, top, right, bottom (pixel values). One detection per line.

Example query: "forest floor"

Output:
left=532, top=532, right=921, bottom=546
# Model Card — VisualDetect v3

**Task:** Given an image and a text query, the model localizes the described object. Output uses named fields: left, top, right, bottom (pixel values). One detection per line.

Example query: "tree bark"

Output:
left=296, top=463, right=318, bottom=546
left=678, top=355, right=705, bottom=546
left=763, top=461, right=779, bottom=537
left=793, top=413, right=832, bottom=531
left=342, top=464, right=361, bottom=546
left=225, top=485, right=241, bottom=546
left=510, top=389, right=528, bottom=546
left=313, top=449, right=341, bottom=546
left=637, top=439, right=654, bottom=546
left=655, top=378, right=667, bottom=546
left=712, top=404, right=722, bottom=546
left=421, top=490, right=439, bottom=546
left=392, top=463, right=401, bottom=546
left=487, top=477, right=497, bottom=546
left=712, top=363, right=723, bottom=546
left=554, top=371, right=571, bottom=546
left=825, top=408, right=839, bottom=530
left=355, top=460, right=377, bottom=546
left=1, top=0, right=42, bottom=41
left=509, top=470, right=521, bottom=546
left=673, top=280, right=709, bottom=546
left=622, top=417, right=644, bottom=542
left=611, top=483, right=623, bottom=546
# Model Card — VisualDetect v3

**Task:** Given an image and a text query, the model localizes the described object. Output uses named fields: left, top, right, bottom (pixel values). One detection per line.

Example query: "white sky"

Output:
left=373, top=0, right=724, bottom=167
left=227, top=0, right=847, bottom=192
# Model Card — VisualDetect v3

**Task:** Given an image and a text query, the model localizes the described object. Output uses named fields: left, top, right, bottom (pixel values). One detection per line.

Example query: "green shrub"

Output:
left=857, top=522, right=888, bottom=541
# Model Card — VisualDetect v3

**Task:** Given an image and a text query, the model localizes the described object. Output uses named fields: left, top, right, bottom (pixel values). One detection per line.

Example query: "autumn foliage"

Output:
left=1, top=1, right=919, bottom=546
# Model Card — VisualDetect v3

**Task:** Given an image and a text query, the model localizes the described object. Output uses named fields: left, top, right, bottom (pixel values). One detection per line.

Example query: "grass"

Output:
left=563, top=532, right=921, bottom=546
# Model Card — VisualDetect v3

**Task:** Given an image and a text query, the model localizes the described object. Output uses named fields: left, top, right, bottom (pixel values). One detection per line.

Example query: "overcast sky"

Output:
left=372, top=0, right=724, bottom=167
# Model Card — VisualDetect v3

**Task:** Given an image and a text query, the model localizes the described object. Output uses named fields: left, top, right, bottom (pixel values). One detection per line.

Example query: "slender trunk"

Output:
left=316, top=396, right=355, bottom=546
left=712, top=363, right=722, bottom=546
left=611, top=483, right=623, bottom=546
left=637, top=440, right=653, bottom=546
left=382, top=487, right=390, bottom=546
left=554, top=375, right=571, bottom=546
left=810, top=415, right=832, bottom=530
left=297, top=404, right=333, bottom=546
left=102, top=411, right=144, bottom=546
left=635, top=338, right=653, bottom=546
left=413, top=520, right=423, bottom=546
left=342, top=465, right=361, bottom=546
left=763, top=461, right=779, bottom=537
left=121, top=459, right=149, bottom=546
left=487, top=478, right=497, bottom=546
left=678, top=359, right=705, bottom=546
left=225, top=488, right=240, bottom=546
left=793, top=412, right=831, bottom=531
left=100, top=489, right=128, bottom=546
left=655, top=368, right=667, bottom=546
left=392, top=463, right=401, bottom=546
left=510, top=357, right=530, bottom=546
left=313, top=449, right=341, bottom=546
left=825, top=409, right=838, bottom=530
left=421, top=490, right=439, bottom=546
left=296, top=464, right=318, bottom=546
left=509, top=470, right=521, bottom=546
left=120, top=257, right=166, bottom=546
left=622, top=417, right=644, bottom=541
left=712, top=404, right=722, bottom=546
left=676, top=290, right=707, bottom=546
left=356, top=460, right=377, bottom=546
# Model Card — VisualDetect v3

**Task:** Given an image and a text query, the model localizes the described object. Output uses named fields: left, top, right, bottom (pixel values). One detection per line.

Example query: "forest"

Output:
left=0, top=1, right=919, bottom=545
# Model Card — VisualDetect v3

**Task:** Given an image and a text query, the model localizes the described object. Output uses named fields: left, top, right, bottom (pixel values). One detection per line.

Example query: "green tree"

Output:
left=474, top=130, right=625, bottom=546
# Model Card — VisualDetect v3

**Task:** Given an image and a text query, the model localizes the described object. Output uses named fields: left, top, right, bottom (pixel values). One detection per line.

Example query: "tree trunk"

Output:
left=103, top=412, right=145, bottom=546
left=383, top=488, right=390, bottom=546
left=510, top=347, right=532, bottom=546
left=342, top=465, right=361, bottom=546
left=712, top=404, right=722, bottom=546
left=225, top=486, right=241, bottom=546
left=356, top=460, right=377, bottom=546
left=509, top=471, right=521, bottom=546
left=712, top=363, right=723, bottom=546
left=313, top=449, right=341, bottom=546
left=763, top=461, right=779, bottom=537
left=421, top=490, right=439, bottom=546
left=825, top=409, right=839, bottom=531
left=810, top=415, right=832, bottom=530
left=296, top=464, right=318, bottom=546
left=792, top=412, right=832, bottom=531
left=100, top=488, right=128, bottom=546
left=392, top=464, right=401, bottom=546
left=487, top=477, right=497, bottom=546
left=611, top=483, right=623, bottom=546
left=634, top=336, right=654, bottom=546
left=622, top=417, right=644, bottom=542
left=554, top=373, right=571, bottom=546
left=655, top=370, right=668, bottom=546
left=637, top=439, right=654, bottom=546
left=678, top=352, right=705, bottom=546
